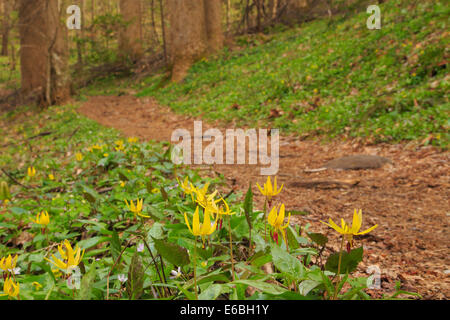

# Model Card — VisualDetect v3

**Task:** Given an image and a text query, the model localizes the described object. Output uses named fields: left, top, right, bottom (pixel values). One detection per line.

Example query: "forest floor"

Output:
left=78, top=94, right=449, bottom=299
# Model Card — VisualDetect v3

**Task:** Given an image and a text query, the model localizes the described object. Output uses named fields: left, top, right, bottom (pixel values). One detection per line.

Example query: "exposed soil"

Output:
left=78, top=95, right=449, bottom=299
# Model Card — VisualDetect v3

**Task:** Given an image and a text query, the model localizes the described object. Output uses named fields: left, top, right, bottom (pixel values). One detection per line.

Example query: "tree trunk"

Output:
left=167, top=0, right=224, bottom=82
left=204, top=0, right=224, bottom=54
left=1, top=0, right=12, bottom=56
left=18, top=0, right=70, bottom=106
left=119, top=0, right=143, bottom=62
left=167, top=0, right=208, bottom=82
left=268, top=0, right=278, bottom=19
left=255, top=0, right=262, bottom=32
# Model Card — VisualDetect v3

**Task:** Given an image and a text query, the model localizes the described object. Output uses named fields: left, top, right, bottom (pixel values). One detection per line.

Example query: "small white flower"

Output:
left=137, top=243, right=144, bottom=252
left=170, top=267, right=182, bottom=279
left=167, top=184, right=179, bottom=190
left=118, top=274, right=128, bottom=283
left=9, top=267, right=21, bottom=275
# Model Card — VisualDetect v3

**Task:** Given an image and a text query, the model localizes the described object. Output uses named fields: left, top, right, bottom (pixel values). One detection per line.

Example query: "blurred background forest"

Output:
left=1, top=0, right=385, bottom=103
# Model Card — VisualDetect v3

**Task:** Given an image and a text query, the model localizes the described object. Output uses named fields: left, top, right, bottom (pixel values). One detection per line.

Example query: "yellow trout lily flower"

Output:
left=27, top=166, right=36, bottom=178
left=218, top=198, right=235, bottom=217
left=0, top=277, right=19, bottom=298
left=114, top=140, right=125, bottom=151
left=321, top=209, right=378, bottom=246
left=184, top=206, right=218, bottom=243
left=32, top=282, right=43, bottom=290
left=75, top=153, right=83, bottom=161
left=48, top=174, right=55, bottom=181
left=268, top=204, right=291, bottom=246
left=256, top=176, right=283, bottom=202
left=45, top=240, right=85, bottom=272
left=193, top=184, right=220, bottom=214
left=88, top=144, right=103, bottom=152
left=125, top=199, right=149, bottom=218
left=177, top=177, right=195, bottom=196
left=0, top=254, right=18, bottom=273
left=217, top=198, right=235, bottom=230
left=52, top=268, right=62, bottom=278
left=128, top=137, right=138, bottom=144
left=192, top=182, right=210, bottom=200
left=196, top=191, right=220, bottom=214
left=31, top=210, right=50, bottom=226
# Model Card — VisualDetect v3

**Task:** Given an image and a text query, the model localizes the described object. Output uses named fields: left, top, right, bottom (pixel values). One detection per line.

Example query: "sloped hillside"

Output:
left=138, top=0, right=448, bottom=147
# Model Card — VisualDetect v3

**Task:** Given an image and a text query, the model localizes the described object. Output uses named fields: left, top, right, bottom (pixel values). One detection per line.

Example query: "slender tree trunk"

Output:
left=19, top=0, right=70, bottom=106
left=268, top=0, right=279, bottom=19
left=149, top=0, right=159, bottom=47
left=91, top=0, right=95, bottom=23
left=76, top=0, right=85, bottom=66
left=256, top=0, right=262, bottom=32
left=119, top=0, right=143, bottom=62
left=159, top=0, right=167, bottom=63
left=1, top=0, right=12, bottom=56
left=226, top=0, right=231, bottom=33
left=10, top=39, right=15, bottom=71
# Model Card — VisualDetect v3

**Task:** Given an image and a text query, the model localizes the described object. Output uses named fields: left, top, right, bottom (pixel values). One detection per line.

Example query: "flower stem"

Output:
left=193, top=236, right=198, bottom=300
left=333, top=236, right=345, bottom=300
left=263, top=198, right=267, bottom=241
left=229, top=215, right=235, bottom=281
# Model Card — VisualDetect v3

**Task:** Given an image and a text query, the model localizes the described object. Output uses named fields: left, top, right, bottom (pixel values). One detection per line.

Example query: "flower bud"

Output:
left=0, top=181, right=11, bottom=200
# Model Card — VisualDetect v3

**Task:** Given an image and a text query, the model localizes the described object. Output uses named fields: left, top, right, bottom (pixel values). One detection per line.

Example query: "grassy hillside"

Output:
left=137, top=0, right=448, bottom=147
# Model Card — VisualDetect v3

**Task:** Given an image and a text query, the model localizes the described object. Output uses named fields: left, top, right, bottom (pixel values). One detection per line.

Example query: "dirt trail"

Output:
left=78, top=95, right=449, bottom=299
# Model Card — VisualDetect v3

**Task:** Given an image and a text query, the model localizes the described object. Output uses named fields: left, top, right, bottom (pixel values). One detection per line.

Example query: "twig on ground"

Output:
left=0, top=168, right=33, bottom=189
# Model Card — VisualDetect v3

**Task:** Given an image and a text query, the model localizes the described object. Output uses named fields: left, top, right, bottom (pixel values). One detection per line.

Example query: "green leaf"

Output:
left=249, top=250, right=272, bottom=268
left=152, top=237, right=190, bottom=266
left=78, top=184, right=101, bottom=204
left=320, top=270, right=334, bottom=298
left=118, top=170, right=129, bottom=182
left=78, top=236, right=110, bottom=250
left=34, top=261, right=56, bottom=283
left=183, top=271, right=229, bottom=289
left=289, top=210, right=309, bottom=216
left=271, top=244, right=305, bottom=280
left=298, top=279, right=321, bottom=296
left=243, top=183, right=253, bottom=229
left=231, top=280, right=287, bottom=295
left=160, top=187, right=168, bottom=201
left=110, top=230, right=122, bottom=262
left=146, top=180, right=153, bottom=194
left=176, top=283, right=196, bottom=300
left=286, top=226, right=300, bottom=250
left=146, top=205, right=164, bottom=221
left=8, top=207, right=28, bottom=215
left=147, top=222, right=165, bottom=240
left=76, top=263, right=97, bottom=300
left=307, top=232, right=328, bottom=246
left=198, top=284, right=223, bottom=300
left=325, top=246, right=363, bottom=274
left=126, top=252, right=145, bottom=300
